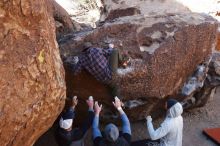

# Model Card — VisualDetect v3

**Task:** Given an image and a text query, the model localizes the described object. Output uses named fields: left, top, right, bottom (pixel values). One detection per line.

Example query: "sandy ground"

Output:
left=34, top=88, right=220, bottom=146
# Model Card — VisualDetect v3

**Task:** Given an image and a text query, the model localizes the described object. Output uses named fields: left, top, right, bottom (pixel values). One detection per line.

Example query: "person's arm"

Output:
left=68, top=107, right=75, bottom=114
left=80, top=97, right=95, bottom=136
left=73, top=57, right=82, bottom=75
left=92, top=115, right=102, bottom=139
left=66, top=55, right=82, bottom=75
left=113, top=97, right=131, bottom=143
left=69, top=96, right=78, bottom=118
left=146, top=116, right=170, bottom=140
left=92, top=118, right=103, bottom=146
left=74, top=65, right=82, bottom=75
left=103, top=49, right=113, bottom=57
left=119, top=108, right=131, bottom=135
left=119, top=108, right=132, bottom=143
left=92, top=102, right=102, bottom=140
left=102, top=46, right=113, bottom=57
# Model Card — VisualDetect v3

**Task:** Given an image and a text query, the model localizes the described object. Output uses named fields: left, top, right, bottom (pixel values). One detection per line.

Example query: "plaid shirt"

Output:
left=73, top=47, right=113, bottom=83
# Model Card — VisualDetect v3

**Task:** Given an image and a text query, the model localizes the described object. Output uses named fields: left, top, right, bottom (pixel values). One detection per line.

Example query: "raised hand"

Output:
left=94, top=101, right=102, bottom=116
left=71, top=96, right=78, bottom=108
left=109, top=43, right=114, bottom=48
left=112, top=96, right=123, bottom=110
left=86, top=96, right=94, bottom=110
left=146, top=116, right=152, bottom=122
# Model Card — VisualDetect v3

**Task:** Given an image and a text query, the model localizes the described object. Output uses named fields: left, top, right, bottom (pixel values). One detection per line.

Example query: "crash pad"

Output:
left=203, top=128, right=220, bottom=145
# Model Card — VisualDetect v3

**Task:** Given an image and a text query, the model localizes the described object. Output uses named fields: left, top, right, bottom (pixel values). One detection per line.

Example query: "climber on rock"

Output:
left=146, top=99, right=183, bottom=146
left=55, top=96, right=94, bottom=146
left=92, top=96, right=131, bottom=146
left=66, top=42, right=131, bottom=97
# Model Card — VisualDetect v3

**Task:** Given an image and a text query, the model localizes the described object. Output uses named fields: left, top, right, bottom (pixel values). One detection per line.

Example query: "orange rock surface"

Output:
left=0, top=0, right=66, bottom=146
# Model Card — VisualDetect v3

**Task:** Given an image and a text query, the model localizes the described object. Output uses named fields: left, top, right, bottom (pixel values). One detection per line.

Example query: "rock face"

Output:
left=99, top=0, right=191, bottom=21
left=0, top=0, right=66, bottom=146
left=60, top=12, right=217, bottom=121
left=46, top=0, right=84, bottom=39
left=216, top=30, right=220, bottom=51
left=180, top=52, right=220, bottom=110
left=55, top=0, right=102, bottom=28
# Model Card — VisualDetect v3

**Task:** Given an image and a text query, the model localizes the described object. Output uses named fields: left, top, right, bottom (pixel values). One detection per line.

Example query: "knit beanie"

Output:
left=104, top=123, right=119, bottom=142
left=167, top=99, right=178, bottom=109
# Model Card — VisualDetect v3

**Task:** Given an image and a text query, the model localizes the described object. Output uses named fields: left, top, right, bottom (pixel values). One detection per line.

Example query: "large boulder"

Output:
left=0, top=0, right=66, bottom=146
left=60, top=13, right=218, bottom=121
left=216, top=30, right=220, bottom=51
left=99, top=0, right=191, bottom=21
left=46, top=0, right=85, bottom=39
left=99, top=0, right=220, bottom=22
left=55, top=0, right=102, bottom=28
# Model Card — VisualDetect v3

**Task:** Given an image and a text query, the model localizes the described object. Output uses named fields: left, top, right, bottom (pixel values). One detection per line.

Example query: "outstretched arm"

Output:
left=69, top=96, right=78, bottom=114
left=113, top=97, right=131, bottom=143
left=102, top=43, right=114, bottom=57
left=146, top=116, right=170, bottom=140
left=119, top=108, right=131, bottom=135
left=113, top=97, right=131, bottom=135
left=92, top=115, right=102, bottom=139
left=92, top=102, right=102, bottom=140
left=80, top=97, right=95, bottom=136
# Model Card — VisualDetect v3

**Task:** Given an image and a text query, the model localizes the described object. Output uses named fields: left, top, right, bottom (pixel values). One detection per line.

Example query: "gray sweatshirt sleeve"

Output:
left=147, top=119, right=170, bottom=140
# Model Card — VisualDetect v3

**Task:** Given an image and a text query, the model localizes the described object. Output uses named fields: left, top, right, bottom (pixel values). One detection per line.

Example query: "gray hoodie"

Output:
left=147, top=102, right=183, bottom=146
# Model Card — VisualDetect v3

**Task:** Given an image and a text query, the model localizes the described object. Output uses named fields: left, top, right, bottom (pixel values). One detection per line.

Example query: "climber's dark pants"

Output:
left=108, top=49, right=121, bottom=98
left=108, top=82, right=120, bottom=98
left=109, top=49, right=119, bottom=74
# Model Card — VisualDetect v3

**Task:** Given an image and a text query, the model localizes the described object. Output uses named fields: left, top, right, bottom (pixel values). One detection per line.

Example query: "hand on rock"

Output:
left=109, top=43, right=114, bottom=48
left=146, top=116, right=152, bottom=122
left=71, top=96, right=78, bottom=108
left=113, top=96, right=123, bottom=110
left=86, top=96, right=94, bottom=110
left=94, top=101, right=102, bottom=116
left=73, top=56, right=79, bottom=64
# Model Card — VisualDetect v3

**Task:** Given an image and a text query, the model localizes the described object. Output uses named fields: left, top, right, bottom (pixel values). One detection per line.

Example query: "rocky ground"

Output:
left=35, top=87, right=220, bottom=146
left=182, top=88, right=220, bottom=146
left=55, top=0, right=101, bottom=27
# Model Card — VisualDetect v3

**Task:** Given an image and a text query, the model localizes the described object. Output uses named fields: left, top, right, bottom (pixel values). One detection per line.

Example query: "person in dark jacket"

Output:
left=56, top=96, right=94, bottom=146
left=92, top=97, right=131, bottom=146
